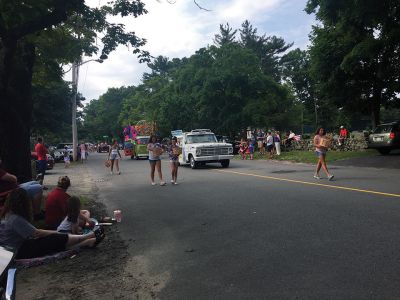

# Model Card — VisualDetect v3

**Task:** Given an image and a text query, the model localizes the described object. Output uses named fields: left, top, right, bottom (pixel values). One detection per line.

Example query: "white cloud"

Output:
left=215, top=0, right=280, bottom=22
left=74, top=0, right=313, bottom=101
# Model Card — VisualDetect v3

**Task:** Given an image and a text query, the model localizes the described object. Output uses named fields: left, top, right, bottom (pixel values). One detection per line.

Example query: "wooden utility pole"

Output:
left=71, top=60, right=80, bottom=162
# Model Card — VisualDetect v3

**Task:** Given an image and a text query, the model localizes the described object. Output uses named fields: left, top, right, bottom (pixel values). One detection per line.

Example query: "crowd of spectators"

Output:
left=0, top=156, right=104, bottom=259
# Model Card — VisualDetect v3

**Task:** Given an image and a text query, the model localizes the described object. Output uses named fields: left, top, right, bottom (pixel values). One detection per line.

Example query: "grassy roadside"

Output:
left=234, top=149, right=377, bottom=164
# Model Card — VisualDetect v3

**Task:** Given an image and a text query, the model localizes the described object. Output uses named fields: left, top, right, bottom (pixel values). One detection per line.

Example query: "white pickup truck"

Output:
left=179, top=129, right=234, bottom=169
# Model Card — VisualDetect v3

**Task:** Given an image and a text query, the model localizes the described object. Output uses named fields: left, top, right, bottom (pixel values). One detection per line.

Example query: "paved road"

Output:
left=85, top=153, right=400, bottom=299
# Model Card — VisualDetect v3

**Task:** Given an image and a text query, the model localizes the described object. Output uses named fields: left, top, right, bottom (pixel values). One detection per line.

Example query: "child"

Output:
left=239, top=139, right=248, bottom=160
left=167, top=136, right=181, bottom=184
left=57, top=196, right=83, bottom=234
left=248, top=140, right=254, bottom=160
left=63, top=147, right=70, bottom=168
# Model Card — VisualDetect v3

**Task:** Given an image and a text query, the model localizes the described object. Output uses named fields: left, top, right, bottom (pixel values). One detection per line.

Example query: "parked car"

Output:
left=31, top=152, right=55, bottom=170
left=216, top=135, right=239, bottom=154
left=53, top=143, right=73, bottom=161
left=97, top=143, right=110, bottom=153
left=368, top=121, right=400, bottom=155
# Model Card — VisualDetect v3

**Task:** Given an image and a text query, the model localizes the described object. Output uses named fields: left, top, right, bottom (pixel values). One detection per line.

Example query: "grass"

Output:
left=79, top=195, right=91, bottom=206
left=235, top=149, right=376, bottom=164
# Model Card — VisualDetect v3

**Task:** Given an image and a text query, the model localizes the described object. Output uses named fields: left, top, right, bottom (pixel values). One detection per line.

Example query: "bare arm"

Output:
left=1, top=172, right=17, bottom=184
left=313, top=136, right=320, bottom=147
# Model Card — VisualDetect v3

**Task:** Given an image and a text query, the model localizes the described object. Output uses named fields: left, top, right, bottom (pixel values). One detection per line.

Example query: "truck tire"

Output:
left=221, top=159, right=230, bottom=168
left=190, top=156, right=198, bottom=169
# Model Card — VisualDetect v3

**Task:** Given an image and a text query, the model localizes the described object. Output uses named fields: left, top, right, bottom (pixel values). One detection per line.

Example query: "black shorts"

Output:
left=16, top=233, right=68, bottom=259
left=267, top=145, right=274, bottom=152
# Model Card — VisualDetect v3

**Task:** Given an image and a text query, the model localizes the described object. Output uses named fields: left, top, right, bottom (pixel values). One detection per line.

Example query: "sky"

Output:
left=75, top=0, right=316, bottom=102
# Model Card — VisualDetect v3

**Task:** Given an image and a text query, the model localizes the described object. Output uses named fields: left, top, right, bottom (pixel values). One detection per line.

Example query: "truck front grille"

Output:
left=199, top=147, right=230, bottom=156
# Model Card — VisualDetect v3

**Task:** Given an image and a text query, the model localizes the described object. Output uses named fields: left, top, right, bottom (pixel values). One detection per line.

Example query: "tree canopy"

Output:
left=0, top=0, right=149, bottom=177
left=306, top=0, right=400, bottom=127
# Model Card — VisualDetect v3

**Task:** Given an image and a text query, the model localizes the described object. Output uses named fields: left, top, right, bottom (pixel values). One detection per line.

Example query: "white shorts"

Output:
left=81, top=151, right=86, bottom=159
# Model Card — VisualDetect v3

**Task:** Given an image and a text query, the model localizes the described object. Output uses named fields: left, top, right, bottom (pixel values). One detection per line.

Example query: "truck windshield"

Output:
left=186, top=134, right=217, bottom=143
left=137, top=138, right=149, bottom=144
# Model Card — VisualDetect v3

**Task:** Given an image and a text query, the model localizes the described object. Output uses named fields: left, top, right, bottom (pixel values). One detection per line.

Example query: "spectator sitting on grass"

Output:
left=45, top=176, right=94, bottom=230
left=0, top=158, right=44, bottom=220
left=0, top=189, right=105, bottom=259
left=57, top=196, right=85, bottom=234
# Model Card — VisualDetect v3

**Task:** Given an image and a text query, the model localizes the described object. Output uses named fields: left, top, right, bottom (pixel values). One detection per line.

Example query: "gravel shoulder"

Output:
left=16, top=162, right=160, bottom=300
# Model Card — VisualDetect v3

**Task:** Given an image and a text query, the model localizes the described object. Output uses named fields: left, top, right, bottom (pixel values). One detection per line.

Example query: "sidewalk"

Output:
left=15, top=162, right=151, bottom=299
left=42, top=162, right=98, bottom=201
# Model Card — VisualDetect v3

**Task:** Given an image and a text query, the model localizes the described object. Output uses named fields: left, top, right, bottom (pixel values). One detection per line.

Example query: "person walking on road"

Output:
left=147, top=135, right=166, bottom=186
left=80, top=142, right=87, bottom=163
left=34, top=137, right=48, bottom=189
left=313, top=127, right=334, bottom=180
left=108, top=142, right=122, bottom=175
left=167, top=136, right=181, bottom=185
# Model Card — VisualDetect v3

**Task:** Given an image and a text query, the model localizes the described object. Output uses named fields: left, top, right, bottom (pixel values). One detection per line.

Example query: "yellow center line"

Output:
left=214, top=169, right=400, bottom=198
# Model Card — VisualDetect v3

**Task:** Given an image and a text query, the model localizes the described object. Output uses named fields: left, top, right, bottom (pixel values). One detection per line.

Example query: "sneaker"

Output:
left=313, top=175, right=321, bottom=179
left=117, top=171, right=121, bottom=175
left=151, top=182, right=156, bottom=186
left=328, top=174, right=334, bottom=181
left=171, top=180, right=175, bottom=183
left=173, top=182, right=178, bottom=185
left=160, top=181, right=166, bottom=186
left=110, top=171, right=113, bottom=175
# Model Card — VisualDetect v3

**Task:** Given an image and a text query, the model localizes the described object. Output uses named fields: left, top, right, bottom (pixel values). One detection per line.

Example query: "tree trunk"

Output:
left=371, top=87, right=381, bottom=128
left=0, top=39, right=36, bottom=181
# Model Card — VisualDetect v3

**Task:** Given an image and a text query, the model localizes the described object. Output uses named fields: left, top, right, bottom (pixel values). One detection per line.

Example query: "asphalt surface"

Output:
left=332, top=149, right=400, bottom=169
left=85, top=152, right=400, bottom=299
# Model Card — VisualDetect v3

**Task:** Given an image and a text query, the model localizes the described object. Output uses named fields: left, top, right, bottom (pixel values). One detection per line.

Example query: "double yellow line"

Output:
left=215, top=169, right=400, bottom=198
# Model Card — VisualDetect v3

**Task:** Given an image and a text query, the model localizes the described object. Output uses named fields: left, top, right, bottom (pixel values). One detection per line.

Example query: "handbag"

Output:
left=104, top=159, right=111, bottom=168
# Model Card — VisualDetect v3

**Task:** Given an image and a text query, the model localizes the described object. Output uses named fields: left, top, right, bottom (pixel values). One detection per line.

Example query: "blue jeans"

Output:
left=19, top=181, right=43, bottom=199
left=37, top=160, right=47, bottom=175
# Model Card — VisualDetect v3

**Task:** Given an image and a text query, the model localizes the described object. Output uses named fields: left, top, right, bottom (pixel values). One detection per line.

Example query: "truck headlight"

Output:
left=228, top=147, right=233, bottom=154
left=196, top=149, right=201, bottom=156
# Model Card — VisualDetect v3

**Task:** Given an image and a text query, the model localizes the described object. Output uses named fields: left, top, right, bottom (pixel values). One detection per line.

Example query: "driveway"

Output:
left=332, top=149, right=400, bottom=169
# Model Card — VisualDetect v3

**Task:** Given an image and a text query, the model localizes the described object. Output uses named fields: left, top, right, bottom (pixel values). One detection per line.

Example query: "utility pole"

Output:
left=70, top=57, right=103, bottom=161
left=71, top=60, right=80, bottom=162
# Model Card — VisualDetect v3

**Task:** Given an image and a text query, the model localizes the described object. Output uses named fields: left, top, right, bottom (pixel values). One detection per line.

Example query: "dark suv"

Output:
left=368, top=121, right=400, bottom=155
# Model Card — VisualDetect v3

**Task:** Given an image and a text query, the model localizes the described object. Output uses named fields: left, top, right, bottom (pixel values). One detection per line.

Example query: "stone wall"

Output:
left=282, top=137, right=368, bottom=152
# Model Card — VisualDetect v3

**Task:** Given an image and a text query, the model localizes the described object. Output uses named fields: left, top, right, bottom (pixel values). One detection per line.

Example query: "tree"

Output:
left=306, top=0, right=400, bottom=127
left=281, top=48, right=318, bottom=127
left=0, top=0, right=149, bottom=178
left=213, top=23, right=237, bottom=47
left=82, top=86, right=135, bottom=141
left=239, top=20, right=293, bottom=81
